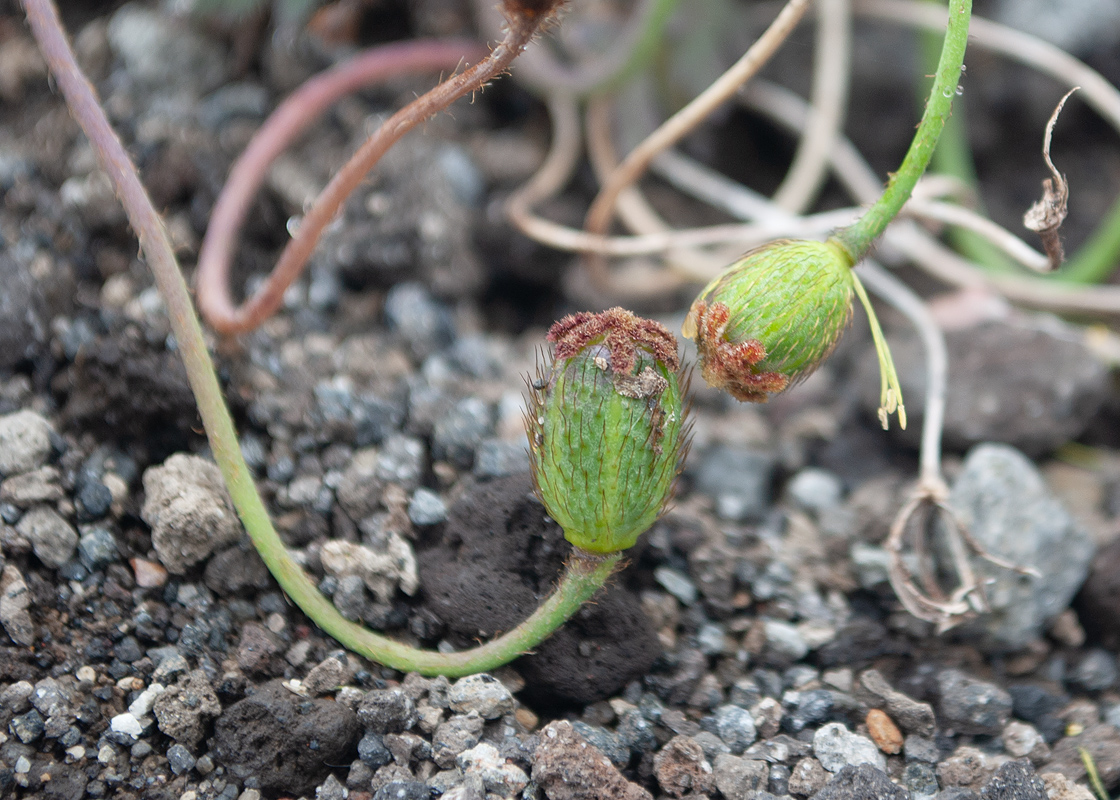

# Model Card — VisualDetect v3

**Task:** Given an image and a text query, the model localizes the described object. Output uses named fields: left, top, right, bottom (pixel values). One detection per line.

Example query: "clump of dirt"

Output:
left=416, top=474, right=661, bottom=706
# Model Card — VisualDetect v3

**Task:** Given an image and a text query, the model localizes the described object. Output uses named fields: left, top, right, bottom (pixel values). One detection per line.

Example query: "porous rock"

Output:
left=809, top=763, right=910, bottom=799
left=979, top=759, right=1048, bottom=800
left=17, top=506, right=77, bottom=569
left=141, top=453, right=241, bottom=573
left=152, top=669, right=220, bottom=747
left=0, top=410, right=53, bottom=477
left=210, top=680, right=360, bottom=795
left=653, top=735, right=714, bottom=797
left=416, top=474, right=660, bottom=705
left=532, top=720, right=653, bottom=800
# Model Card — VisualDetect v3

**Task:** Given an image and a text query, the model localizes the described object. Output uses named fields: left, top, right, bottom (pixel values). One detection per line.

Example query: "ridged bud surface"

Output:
left=683, top=239, right=855, bottom=402
left=528, top=308, right=687, bottom=554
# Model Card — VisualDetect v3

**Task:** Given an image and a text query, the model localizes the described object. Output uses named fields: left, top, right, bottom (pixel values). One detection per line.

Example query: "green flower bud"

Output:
left=683, top=238, right=906, bottom=428
left=528, top=308, right=688, bottom=554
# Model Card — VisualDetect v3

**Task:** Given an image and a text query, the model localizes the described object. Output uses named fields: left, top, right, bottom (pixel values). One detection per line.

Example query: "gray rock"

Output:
left=0, top=411, right=54, bottom=477
left=433, top=712, right=484, bottom=768
left=17, top=506, right=77, bottom=568
left=357, top=688, right=418, bottom=733
left=152, top=670, right=220, bottom=747
left=572, top=721, right=630, bottom=767
left=655, top=566, right=698, bottom=605
left=786, top=468, right=844, bottom=514
left=77, top=527, right=119, bottom=568
left=166, top=743, right=196, bottom=775
left=978, top=759, right=1047, bottom=800
left=811, top=763, right=910, bottom=800
left=0, top=565, right=34, bottom=646
left=763, top=619, right=809, bottom=664
left=653, top=735, right=715, bottom=796
left=302, top=655, right=347, bottom=696
left=376, top=435, right=426, bottom=491
left=408, top=488, right=447, bottom=526
left=714, top=704, right=758, bottom=754
left=903, top=761, right=939, bottom=798
left=473, top=439, right=530, bottom=479
left=937, top=669, right=1012, bottom=736
left=433, top=398, right=493, bottom=469
left=1069, top=648, right=1118, bottom=692
left=107, top=3, right=228, bottom=94
left=713, top=754, right=770, bottom=798
left=948, top=443, right=1095, bottom=651
left=692, top=445, right=775, bottom=521
left=456, top=742, right=529, bottom=797
left=384, top=282, right=453, bottom=360
left=447, top=674, right=515, bottom=719
left=533, top=720, right=654, bottom=800
left=859, top=670, right=936, bottom=737
left=812, top=723, right=887, bottom=773
left=0, top=466, right=63, bottom=506
left=358, top=732, right=393, bottom=769
left=872, top=319, right=1108, bottom=457
left=141, top=454, right=241, bottom=574
left=0, top=252, right=46, bottom=370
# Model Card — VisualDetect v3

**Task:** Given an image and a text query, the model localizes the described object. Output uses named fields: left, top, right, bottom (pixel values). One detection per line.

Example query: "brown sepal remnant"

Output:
left=547, top=307, right=679, bottom=375
left=689, top=300, right=787, bottom=402
left=502, top=0, right=568, bottom=23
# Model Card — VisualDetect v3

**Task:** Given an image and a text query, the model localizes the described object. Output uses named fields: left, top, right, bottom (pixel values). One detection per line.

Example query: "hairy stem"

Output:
left=834, top=0, right=971, bottom=261
left=196, top=11, right=542, bottom=334
left=24, top=0, right=618, bottom=677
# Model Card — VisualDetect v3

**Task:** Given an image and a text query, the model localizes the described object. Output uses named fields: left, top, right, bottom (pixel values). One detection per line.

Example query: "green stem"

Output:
left=24, top=0, right=620, bottom=677
left=834, top=0, right=971, bottom=262
left=918, top=0, right=1015, bottom=273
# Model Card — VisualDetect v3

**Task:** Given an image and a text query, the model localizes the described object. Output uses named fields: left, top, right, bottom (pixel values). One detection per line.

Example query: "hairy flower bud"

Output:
left=683, top=238, right=906, bottom=428
left=528, top=308, right=688, bottom=554
left=683, top=239, right=855, bottom=402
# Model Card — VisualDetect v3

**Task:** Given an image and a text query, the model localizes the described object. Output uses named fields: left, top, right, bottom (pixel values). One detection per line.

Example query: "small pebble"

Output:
left=167, top=742, right=196, bottom=774
left=654, top=566, right=698, bottom=605
left=408, top=488, right=447, bottom=526
left=866, top=709, right=904, bottom=754
left=0, top=410, right=54, bottom=476
left=448, top=674, right=516, bottom=719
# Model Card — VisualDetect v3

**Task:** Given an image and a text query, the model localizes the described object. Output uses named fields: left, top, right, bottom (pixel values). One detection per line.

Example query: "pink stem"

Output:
left=195, top=38, right=495, bottom=334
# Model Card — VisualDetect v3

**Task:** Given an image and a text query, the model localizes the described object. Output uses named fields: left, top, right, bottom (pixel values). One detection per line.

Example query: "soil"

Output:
left=2, top=1, right=1120, bottom=800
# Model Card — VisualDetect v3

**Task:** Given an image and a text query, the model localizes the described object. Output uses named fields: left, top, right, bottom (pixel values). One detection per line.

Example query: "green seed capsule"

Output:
left=683, top=239, right=855, bottom=403
left=528, top=308, right=688, bottom=554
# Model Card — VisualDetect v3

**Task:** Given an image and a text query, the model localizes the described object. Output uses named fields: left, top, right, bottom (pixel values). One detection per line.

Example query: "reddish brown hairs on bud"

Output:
left=502, top=0, right=568, bottom=23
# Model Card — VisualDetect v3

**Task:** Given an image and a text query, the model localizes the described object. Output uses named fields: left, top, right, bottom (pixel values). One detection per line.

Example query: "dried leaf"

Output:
left=1023, top=88, right=1078, bottom=269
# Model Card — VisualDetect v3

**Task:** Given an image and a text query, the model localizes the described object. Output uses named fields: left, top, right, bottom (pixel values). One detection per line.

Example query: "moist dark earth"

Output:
left=2, top=1, right=1120, bottom=799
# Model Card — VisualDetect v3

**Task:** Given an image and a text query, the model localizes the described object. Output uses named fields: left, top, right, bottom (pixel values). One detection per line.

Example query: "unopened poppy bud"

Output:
left=528, top=308, right=688, bottom=554
left=683, top=238, right=905, bottom=428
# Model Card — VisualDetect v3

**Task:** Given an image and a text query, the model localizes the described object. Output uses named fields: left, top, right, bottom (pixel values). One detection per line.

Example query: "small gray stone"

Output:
left=812, top=763, right=910, bottom=800
left=78, top=527, right=119, bottom=568
left=448, top=674, right=515, bottom=719
left=0, top=564, right=34, bottom=646
left=473, top=439, right=530, bottom=479
left=714, top=704, right=758, bottom=754
left=572, top=721, right=630, bottom=767
left=0, top=411, right=53, bottom=477
left=763, top=619, right=809, bottom=664
left=17, top=506, right=77, bottom=568
left=433, top=712, right=484, bottom=768
left=713, top=753, right=769, bottom=798
left=1069, top=649, right=1118, bottom=692
left=978, top=759, right=1047, bottom=800
left=903, top=761, right=939, bottom=797
left=937, top=669, right=1012, bottom=736
left=303, top=656, right=347, bottom=696
left=384, top=282, right=453, bottom=360
left=408, top=488, right=447, bottom=526
left=785, top=468, right=844, bottom=514
left=654, top=566, right=698, bottom=605
left=904, top=735, right=940, bottom=763
left=107, top=3, right=228, bottom=93
left=948, top=443, right=1095, bottom=652
left=141, top=454, right=241, bottom=574
left=376, top=435, right=426, bottom=491
left=358, top=731, right=393, bottom=769
left=10, top=709, right=45, bottom=742
left=433, top=398, right=493, bottom=469
left=692, top=445, right=775, bottom=521
left=697, top=623, right=728, bottom=656
left=152, top=670, right=221, bottom=747
left=166, top=743, right=196, bottom=775
left=812, top=722, right=886, bottom=773
left=456, top=742, right=529, bottom=797
left=357, top=688, right=418, bottom=733
left=0, top=466, right=63, bottom=506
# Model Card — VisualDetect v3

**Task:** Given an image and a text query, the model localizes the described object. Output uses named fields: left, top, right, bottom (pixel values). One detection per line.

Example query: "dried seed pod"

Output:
left=528, top=308, right=688, bottom=554
left=683, top=239, right=855, bottom=403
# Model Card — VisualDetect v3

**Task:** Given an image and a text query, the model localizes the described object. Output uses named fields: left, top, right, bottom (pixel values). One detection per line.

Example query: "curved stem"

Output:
left=196, top=20, right=538, bottom=335
left=24, top=0, right=620, bottom=677
left=834, top=0, right=971, bottom=262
